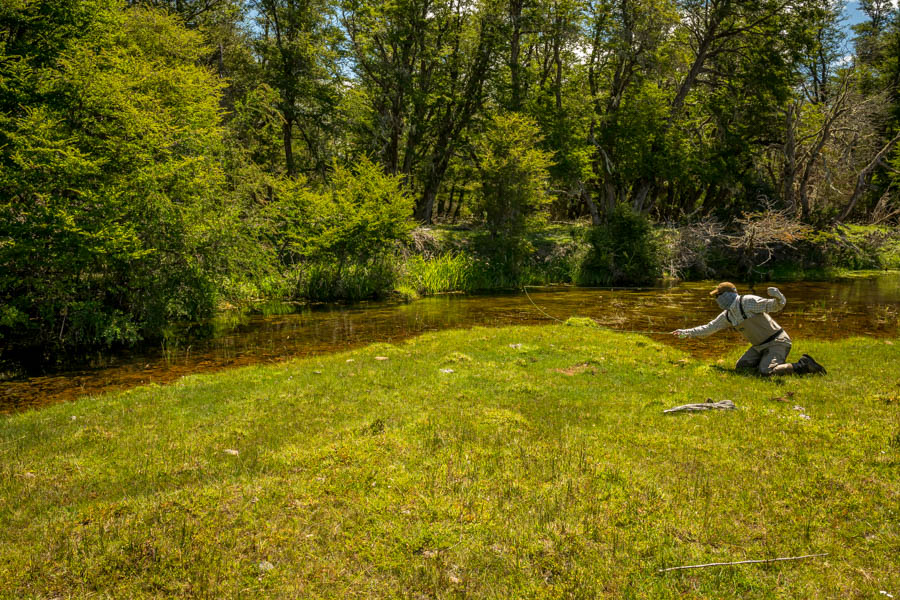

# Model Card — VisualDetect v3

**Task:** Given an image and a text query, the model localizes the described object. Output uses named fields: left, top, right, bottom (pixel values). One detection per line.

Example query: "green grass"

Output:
left=398, top=250, right=579, bottom=296
left=300, top=260, right=398, bottom=302
left=1, top=325, right=899, bottom=598
left=401, top=253, right=476, bottom=295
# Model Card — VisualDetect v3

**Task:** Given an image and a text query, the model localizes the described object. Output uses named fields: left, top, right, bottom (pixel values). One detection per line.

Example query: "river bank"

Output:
left=241, top=222, right=900, bottom=305
left=3, top=274, right=900, bottom=411
left=3, top=217, right=898, bottom=379
left=1, top=324, right=897, bottom=598
left=395, top=222, right=900, bottom=300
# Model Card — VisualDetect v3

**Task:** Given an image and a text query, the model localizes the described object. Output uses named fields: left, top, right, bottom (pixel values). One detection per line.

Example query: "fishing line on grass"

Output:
left=521, top=286, right=674, bottom=334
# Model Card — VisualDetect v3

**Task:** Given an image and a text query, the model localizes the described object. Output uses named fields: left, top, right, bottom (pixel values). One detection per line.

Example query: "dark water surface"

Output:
left=3, top=273, right=899, bottom=412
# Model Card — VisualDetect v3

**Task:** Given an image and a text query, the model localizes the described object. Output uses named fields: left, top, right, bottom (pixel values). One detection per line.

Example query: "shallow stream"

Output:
left=3, top=273, right=899, bottom=412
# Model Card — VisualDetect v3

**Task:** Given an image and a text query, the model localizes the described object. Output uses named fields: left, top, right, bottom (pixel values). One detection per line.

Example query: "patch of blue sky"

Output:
left=843, top=1, right=899, bottom=28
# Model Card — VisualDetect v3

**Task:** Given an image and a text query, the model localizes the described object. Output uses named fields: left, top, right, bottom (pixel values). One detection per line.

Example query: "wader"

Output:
left=728, top=296, right=794, bottom=376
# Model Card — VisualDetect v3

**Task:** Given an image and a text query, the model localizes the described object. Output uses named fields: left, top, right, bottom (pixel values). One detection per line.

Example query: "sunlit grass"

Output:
left=401, top=253, right=475, bottom=294
left=1, top=325, right=898, bottom=598
left=399, top=249, right=580, bottom=297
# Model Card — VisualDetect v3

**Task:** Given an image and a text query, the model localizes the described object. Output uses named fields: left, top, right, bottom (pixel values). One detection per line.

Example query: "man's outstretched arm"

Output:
left=673, top=312, right=730, bottom=339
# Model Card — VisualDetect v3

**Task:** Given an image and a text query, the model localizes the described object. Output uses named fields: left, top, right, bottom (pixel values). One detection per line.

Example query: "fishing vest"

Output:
left=724, top=296, right=787, bottom=347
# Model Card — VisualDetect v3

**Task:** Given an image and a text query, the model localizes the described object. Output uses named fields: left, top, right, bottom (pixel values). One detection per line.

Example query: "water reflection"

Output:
left=2, top=274, right=899, bottom=411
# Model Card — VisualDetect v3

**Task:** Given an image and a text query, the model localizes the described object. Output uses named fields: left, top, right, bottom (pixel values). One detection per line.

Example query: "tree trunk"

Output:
left=631, top=179, right=652, bottom=213
left=837, top=131, right=900, bottom=222
left=797, top=116, right=837, bottom=220
left=582, top=188, right=601, bottom=225
left=417, top=149, right=453, bottom=223
left=452, top=189, right=465, bottom=222
left=781, top=104, right=797, bottom=213
left=440, top=185, right=455, bottom=219
left=283, top=119, right=295, bottom=176
left=604, top=181, right=617, bottom=215
left=418, top=187, right=437, bottom=223
left=386, top=99, right=402, bottom=175
left=669, top=14, right=720, bottom=119
left=553, top=15, right=562, bottom=111
left=508, top=0, right=523, bottom=111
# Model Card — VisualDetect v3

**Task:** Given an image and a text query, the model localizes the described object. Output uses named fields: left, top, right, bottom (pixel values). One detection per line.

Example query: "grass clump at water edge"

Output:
left=400, top=253, right=475, bottom=295
left=0, top=326, right=898, bottom=598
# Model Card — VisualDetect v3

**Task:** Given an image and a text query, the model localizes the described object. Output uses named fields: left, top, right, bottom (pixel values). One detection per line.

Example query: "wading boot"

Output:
left=801, top=354, right=826, bottom=375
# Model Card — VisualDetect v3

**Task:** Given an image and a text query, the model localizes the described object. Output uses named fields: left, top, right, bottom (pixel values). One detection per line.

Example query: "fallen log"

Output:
left=663, top=399, right=735, bottom=414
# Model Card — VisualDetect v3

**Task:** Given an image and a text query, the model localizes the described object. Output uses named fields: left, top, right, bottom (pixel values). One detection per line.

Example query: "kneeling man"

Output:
left=672, top=282, right=826, bottom=376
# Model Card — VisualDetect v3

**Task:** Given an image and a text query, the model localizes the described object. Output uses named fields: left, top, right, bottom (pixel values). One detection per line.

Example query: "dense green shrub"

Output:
left=799, top=225, right=900, bottom=270
left=577, top=206, right=663, bottom=286
left=0, top=4, right=246, bottom=365
left=262, top=158, right=414, bottom=301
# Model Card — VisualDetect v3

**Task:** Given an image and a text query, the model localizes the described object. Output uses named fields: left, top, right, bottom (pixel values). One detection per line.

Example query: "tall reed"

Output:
left=401, top=253, right=475, bottom=294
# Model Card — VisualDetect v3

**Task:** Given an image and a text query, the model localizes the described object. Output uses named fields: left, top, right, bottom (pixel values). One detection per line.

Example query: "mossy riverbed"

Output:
left=1, top=323, right=898, bottom=598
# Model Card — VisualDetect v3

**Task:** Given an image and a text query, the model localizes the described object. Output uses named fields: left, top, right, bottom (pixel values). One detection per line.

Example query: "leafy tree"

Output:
left=469, top=114, right=553, bottom=276
left=582, top=0, right=678, bottom=219
left=798, top=0, right=846, bottom=105
left=342, top=0, right=505, bottom=222
left=474, top=114, right=554, bottom=237
left=854, top=0, right=894, bottom=66
left=251, top=0, right=343, bottom=178
left=0, top=4, right=242, bottom=363
left=125, top=0, right=237, bottom=26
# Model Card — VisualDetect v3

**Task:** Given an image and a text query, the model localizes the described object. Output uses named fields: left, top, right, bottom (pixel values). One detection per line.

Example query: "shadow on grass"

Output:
left=709, top=364, right=789, bottom=385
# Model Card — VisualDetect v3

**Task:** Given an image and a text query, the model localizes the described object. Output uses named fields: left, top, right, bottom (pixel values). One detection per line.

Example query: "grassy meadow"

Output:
left=1, top=322, right=898, bottom=598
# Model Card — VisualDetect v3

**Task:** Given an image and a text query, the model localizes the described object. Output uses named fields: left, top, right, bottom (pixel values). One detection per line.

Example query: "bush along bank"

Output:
left=275, top=220, right=900, bottom=306
left=393, top=218, right=900, bottom=301
left=5, top=187, right=897, bottom=372
left=662, top=221, right=900, bottom=282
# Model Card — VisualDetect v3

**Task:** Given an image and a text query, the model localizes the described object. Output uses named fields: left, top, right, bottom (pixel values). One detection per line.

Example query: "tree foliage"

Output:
left=473, top=114, right=553, bottom=238
left=268, top=158, right=414, bottom=269
left=0, top=4, right=237, bottom=362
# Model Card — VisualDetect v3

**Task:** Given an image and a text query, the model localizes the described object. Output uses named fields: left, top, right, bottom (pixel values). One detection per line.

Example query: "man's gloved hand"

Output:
left=767, top=286, right=785, bottom=301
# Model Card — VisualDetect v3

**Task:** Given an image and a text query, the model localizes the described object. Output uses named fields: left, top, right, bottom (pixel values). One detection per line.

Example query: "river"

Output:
left=2, top=273, right=899, bottom=412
